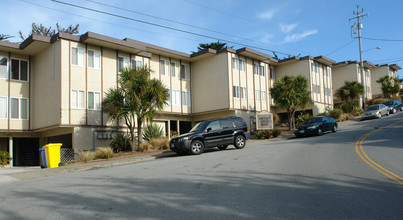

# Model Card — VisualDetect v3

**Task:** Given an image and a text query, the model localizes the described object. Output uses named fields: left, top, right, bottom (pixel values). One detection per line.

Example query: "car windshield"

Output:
left=303, top=117, right=322, bottom=125
left=189, top=122, right=202, bottom=132
left=384, top=101, right=393, bottom=106
left=366, top=105, right=379, bottom=111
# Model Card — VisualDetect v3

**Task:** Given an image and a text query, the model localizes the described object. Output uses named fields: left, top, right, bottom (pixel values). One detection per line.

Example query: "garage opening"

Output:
left=170, top=120, right=178, bottom=137
left=179, top=121, right=192, bottom=134
left=0, top=138, right=9, bottom=152
left=48, top=134, right=72, bottom=149
left=12, top=138, right=40, bottom=166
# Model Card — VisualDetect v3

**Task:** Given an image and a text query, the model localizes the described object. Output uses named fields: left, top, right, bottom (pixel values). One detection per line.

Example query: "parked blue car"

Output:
left=294, top=116, right=338, bottom=138
left=383, top=100, right=403, bottom=114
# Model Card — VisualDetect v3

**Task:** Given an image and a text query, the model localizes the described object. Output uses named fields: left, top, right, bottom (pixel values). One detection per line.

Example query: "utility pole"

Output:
left=349, top=5, right=368, bottom=109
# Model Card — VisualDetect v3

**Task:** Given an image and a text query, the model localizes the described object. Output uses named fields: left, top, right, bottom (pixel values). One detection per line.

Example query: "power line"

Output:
left=361, top=37, right=403, bottom=42
left=50, top=0, right=294, bottom=56
left=326, top=39, right=356, bottom=56
left=85, top=0, right=306, bottom=55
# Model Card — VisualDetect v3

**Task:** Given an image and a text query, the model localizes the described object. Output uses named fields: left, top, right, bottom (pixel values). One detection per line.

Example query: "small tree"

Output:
left=192, top=40, right=232, bottom=54
left=377, top=75, right=400, bottom=98
left=103, top=66, right=169, bottom=150
left=335, top=81, right=364, bottom=104
left=270, top=75, right=311, bottom=130
left=20, top=23, right=79, bottom=40
left=0, top=34, right=13, bottom=41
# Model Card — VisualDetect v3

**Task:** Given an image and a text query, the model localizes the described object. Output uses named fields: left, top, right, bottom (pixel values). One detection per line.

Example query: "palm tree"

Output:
left=377, top=75, right=400, bottom=98
left=270, top=75, right=311, bottom=130
left=335, top=81, right=364, bottom=104
left=20, top=23, right=79, bottom=40
left=103, top=66, right=169, bottom=151
left=193, top=40, right=230, bottom=53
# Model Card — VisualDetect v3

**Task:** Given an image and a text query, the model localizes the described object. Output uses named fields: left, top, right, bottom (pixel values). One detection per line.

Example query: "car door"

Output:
left=220, top=119, right=235, bottom=145
left=322, top=117, right=331, bottom=132
left=203, top=120, right=222, bottom=147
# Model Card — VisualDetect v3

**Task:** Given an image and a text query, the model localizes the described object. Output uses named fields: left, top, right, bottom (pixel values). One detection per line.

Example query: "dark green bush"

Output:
left=255, top=130, right=263, bottom=139
left=143, top=124, right=164, bottom=141
left=327, top=108, right=343, bottom=120
left=263, top=130, right=272, bottom=139
left=110, top=133, right=131, bottom=153
left=272, top=129, right=281, bottom=138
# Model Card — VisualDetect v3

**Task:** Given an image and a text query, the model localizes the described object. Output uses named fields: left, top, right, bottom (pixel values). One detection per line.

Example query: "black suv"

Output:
left=170, top=116, right=251, bottom=155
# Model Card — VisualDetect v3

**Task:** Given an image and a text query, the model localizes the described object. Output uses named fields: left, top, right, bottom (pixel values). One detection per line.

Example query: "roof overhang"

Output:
left=0, top=35, right=52, bottom=56
left=236, top=47, right=272, bottom=61
left=81, top=32, right=145, bottom=54
left=314, top=56, right=335, bottom=65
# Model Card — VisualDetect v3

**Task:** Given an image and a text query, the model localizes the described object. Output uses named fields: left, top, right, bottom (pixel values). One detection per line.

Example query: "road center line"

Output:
left=354, top=119, right=403, bottom=185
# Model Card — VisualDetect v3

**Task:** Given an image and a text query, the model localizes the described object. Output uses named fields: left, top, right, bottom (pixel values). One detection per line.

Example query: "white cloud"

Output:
left=283, top=29, right=318, bottom=43
left=261, top=33, right=274, bottom=43
left=279, top=22, right=299, bottom=33
left=256, top=9, right=277, bottom=21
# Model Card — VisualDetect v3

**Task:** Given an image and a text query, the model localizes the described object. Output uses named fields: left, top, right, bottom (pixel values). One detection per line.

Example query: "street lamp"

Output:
left=362, top=46, right=381, bottom=53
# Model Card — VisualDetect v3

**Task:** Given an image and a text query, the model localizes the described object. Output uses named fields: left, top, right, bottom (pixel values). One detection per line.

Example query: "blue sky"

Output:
left=2, top=0, right=403, bottom=77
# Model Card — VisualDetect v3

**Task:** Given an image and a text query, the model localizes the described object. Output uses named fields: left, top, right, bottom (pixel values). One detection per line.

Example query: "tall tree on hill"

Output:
left=270, top=75, right=311, bottom=131
left=19, top=23, right=79, bottom=40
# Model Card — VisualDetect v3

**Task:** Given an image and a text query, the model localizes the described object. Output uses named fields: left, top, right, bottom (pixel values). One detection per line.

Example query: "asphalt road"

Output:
left=0, top=114, right=402, bottom=219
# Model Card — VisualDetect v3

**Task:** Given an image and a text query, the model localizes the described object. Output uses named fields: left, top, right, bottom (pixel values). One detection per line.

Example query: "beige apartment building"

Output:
left=272, top=56, right=335, bottom=117
left=0, top=32, right=277, bottom=166
left=371, top=64, right=402, bottom=98
left=332, top=61, right=374, bottom=106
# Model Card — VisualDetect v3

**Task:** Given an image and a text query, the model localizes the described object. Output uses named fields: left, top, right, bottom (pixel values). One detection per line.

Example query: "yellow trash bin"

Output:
left=43, top=143, right=63, bottom=168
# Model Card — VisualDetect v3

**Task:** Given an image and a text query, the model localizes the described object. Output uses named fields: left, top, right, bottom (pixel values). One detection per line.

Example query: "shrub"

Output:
left=95, top=147, right=114, bottom=159
left=139, top=141, right=152, bottom=152
left=170, top=130, right=178, bottom=138
left=255, top=130, right=263, bottom=139
left=327, top=108, right=343, bottom=120
left=78, top=151, right=95, bottom=163
left=149, top=137, right=170, bottom=150
left=370, top=98, right=388, bottom=105
left=272, top=129, right=281, bottom=138
left=273, top=113, right=280, bottom=125
left=351, top=107, right=362, bottom=116
left=0, top=151, right=11, bottom=167
left=340, top=101, right=359, bottom=113
left=390, top=96, right=402, bottom=101
left=110, top=133, right=131, bottom=153
left=296, top=113, right=312, bottom=127
left=143, top=124, right=164, bottom=142
left=263, top=130, right=272, bottom=139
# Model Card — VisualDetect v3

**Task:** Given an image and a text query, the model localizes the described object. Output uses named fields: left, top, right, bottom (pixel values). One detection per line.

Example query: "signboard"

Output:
left=256, top=111, right=273, bottom=130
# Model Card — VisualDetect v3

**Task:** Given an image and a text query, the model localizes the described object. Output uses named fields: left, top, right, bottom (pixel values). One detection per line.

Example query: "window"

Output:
left=220, top=119, right=234, bottom=129
left=240, top=87, right=247, bottom=99
left=233, top=86, right=240, bottom=98
left=182, top=91, right=191, bottom=107
left=240, top=59, right=246, bottom=72
left=261, top=91, right=266, bottom=102
left=260, top=65, right=265, bottom=76
left=315, top=63, right=319, bottom=74
left=0, top=56, right=8, bottom=79
left=160, top=60, right=169, bottom=76
left=0, top=97, right=7, bottom=119
left=270, top=67, right=276, bottom=80
left=88, top=91, right=101, bottom=110
left=11, top=59, right=28, bottom=81
left=171, top=90, right=181, bottom=106
left=72, top=47, right=85, bottom=67
left=311, top=62, right=315, bottom=73
left=10, top=97, right=28, bottom=120
left=87, top=50, right=101, bottom=69
left=317, top=85, right=321, bottom=94
left=312, top=84, right=317, bottom=93
left=72, top=89, right=85, bottom=109
left=207, top=120, right=220, bottom=131
left=232, top=57, right=239, bottom=70
left=255, top=90, right=260, bottom=101
left=254, top=63, right=259, bottom=75
left=118, top=57, right=130, bottom=72
left=131, top=59, right=143, bottom=68
left=181, top=64, right=190, bottom=80
left=171, top=62, right=180, bottom=78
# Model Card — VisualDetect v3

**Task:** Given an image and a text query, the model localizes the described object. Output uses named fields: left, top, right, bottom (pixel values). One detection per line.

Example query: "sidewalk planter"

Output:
left=43, top=143, right=63, bottom=168
left=39, top=148, right=47, bottom=168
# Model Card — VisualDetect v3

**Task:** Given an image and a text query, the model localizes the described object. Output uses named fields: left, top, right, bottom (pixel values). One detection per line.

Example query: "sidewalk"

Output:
left=0, top=119, right=360, bottom=184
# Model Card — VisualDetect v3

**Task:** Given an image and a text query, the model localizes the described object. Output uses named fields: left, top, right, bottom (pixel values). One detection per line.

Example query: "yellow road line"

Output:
left=355, top=119, right=403, bottom=185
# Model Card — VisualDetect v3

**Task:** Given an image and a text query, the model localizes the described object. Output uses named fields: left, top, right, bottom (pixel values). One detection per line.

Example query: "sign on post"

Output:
left=256, top=111, right=273, bottom=130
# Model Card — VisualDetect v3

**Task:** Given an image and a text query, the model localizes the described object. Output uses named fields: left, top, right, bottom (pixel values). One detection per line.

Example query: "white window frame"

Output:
left=160, top=59, right=170, bottom=76
left=254, top=63, right=259, bottom=75
left=10, top=97, right=29, bottom=120
left=0, top=56, right=8, bottom=80
left=171, top=90, right=181, bottom=106
left=255, top=90, right=260, bottom=101
left=87, top=91, right=101, bottom=111
left=260, top=65, right=265, bottom=76
left=87, top=49, right=101, bottom=70
left=182, top=91, right=191, bottom=107
left=71, top=89, right=86, bottom=109
left=240, top=59, right=246, bottom=72
left=240, top=87, right=247, bottom=99
left=270, top=67, right=276, bottom=80
left=0, top=96, right=7, bottom=119
left=71, top=47, right=85, bottom=67
left=131, top=59, right=143, bottom=68
left=233, top=85, right=240, bottom=98
left=118, top=56, right=130, bottom=73
left=171, top=61, right=180, bottom=78
left=261, top=91, right=266, bottom=102
left=232, top=57, right=239, bottom=70
left=10, top=58, right=29, bottom=82
left=181, top=64, right=190, bottom=80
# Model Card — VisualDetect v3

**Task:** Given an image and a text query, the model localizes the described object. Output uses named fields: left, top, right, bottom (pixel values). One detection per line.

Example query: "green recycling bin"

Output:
left=43, top=143, right=62, bottom=168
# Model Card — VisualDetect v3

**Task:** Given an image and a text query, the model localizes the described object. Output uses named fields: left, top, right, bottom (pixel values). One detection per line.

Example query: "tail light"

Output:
left=247, top=126, right=249, bottom=131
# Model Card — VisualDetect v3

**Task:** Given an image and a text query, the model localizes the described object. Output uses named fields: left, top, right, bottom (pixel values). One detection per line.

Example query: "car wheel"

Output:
left=234, top=135, right=246, bottom=149
left=218, top=145, right=228, bottom=150
left=377, top=112, right=382, bottom=119
left=332, top=124, right=337, bottom=133
left=190, top=140, right=204, bottom=155
left=386, top=111, right=390, bottom=116
left=392, top=109, right=396, bottom=114
left=400, top=106, right=403, bottom=111
left=317, top=127, right=323, bottom=136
